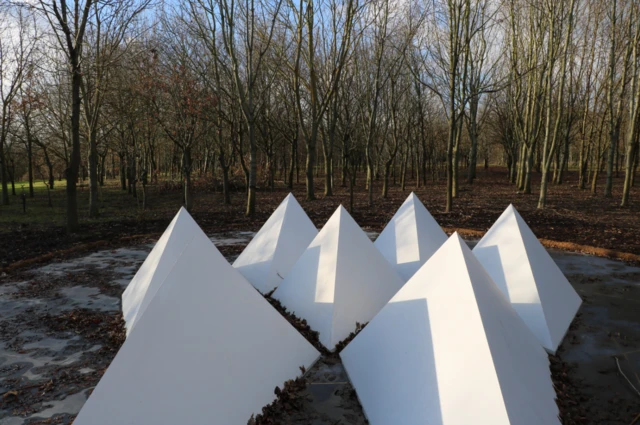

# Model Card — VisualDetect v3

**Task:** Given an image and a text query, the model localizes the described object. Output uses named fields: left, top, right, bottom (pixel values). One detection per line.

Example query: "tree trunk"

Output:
left=288, top=137, right=296, bottom=190
left=120, top=153, right=127, bottom=190
left=66, top=59, right=82, bottom=232
left=467, top=95, right=479, bottom=184
left=221, top=164, right=231, bottom=204
left=0, top=137, right=9, bottom=206
left=183, top=147, right=193, bottom=211
left=45, top=150, right=54, bottom=189
left=88, top=126, right=99, bottom=217
left=323, top=150, right=333, bottom=196
left=246, top=121, right=256, bottom=215
left=306, top=124, right=318, bottom=201
left=382, top=162, right=392, bottom=198
left=26, top=133, right=34, bottom=197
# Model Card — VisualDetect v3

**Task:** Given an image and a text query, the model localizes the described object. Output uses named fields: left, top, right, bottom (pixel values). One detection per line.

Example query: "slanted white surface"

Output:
left=473, top=204, right=582, bottom=354
left=374, top=192, right=447, bottom=281
left=122, top=207, right=202, bottom=335
left=272, top=205, right=405, bottom=351
left=341, top=234, right=560, bottom=425
left=234, top=193, right=318, bottom=294
left=74, top=230, right=320, bottom=425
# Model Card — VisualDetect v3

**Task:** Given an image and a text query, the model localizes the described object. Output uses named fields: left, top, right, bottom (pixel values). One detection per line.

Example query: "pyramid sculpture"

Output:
left=122, top=207, right=202, bottom=335
left=234, top=193, right=318, bottom=294
left=272, top=205, right=405, bottom=351
left=74, top=229, right=320, bottom=425
left=341, top=233, right=560, bottom=425
left=374, top=192, right=448, bottom=281
left=473, top=204, right=582, bottom=354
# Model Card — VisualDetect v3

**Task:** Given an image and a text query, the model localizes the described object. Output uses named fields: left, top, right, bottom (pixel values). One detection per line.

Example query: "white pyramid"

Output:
left=234, top=193, right=318, bottom=294
left=374, top=192, right=448, bottom=281
left=341, top=233, right=560, bottom=425
left=74, top=229, right=320, bottom=425
left=122, top=207, right=203, bottom=335
left=473, top=204, right=582, bottom=354
left=272, top=205, right=405, bottom=351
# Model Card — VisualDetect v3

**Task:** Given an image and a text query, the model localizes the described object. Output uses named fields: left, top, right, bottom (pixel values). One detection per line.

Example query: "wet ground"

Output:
left=0, top=233, right=639, bottom=424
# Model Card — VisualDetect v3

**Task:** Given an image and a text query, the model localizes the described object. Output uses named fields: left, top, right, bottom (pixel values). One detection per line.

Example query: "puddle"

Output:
left=29, top=391, right=88, bottom=420
left=1, top=339, right=101, bottom=382
left=59, top=287, right=119, bottom=312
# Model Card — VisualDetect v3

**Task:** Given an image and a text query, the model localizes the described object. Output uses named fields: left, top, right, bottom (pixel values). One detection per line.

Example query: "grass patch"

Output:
left=0, top=179, right=159, bottom=231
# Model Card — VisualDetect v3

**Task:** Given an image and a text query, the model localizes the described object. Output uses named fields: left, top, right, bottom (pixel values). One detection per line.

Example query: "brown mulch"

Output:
left=265, top=295, right=328, bottom=356
left=551, top=355, right=589, bottom=425
left=249, top=370, right=309, bottom=425
left=2, top=168, right=640, bottom=276
left=42, top=309, right=126, bottom=355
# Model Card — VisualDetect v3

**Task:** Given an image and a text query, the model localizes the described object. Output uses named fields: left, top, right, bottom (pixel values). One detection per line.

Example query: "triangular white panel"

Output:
left=341, top=233, right=560, bottom=425
left=374, top=192, right=447, bottom=281
left=473, top=204, right=582, bottom=354
left=122, top=207, right=202, bottom=335
left=234, top=193, right=318, bottom=294
left=272, top=205, right=405, bottom=351
left=74, top=230, right=320, bottom=425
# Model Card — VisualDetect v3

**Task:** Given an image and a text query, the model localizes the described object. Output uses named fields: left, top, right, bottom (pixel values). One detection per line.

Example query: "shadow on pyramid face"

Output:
left=512, top=301, right=554, bottom=352
left=234, top=259, right=274, bottom=289
left=392, top=203, right=421, bottom=254
left=394, top=260, right=425, bottom=282
left=274, top=245, right=334, bottom=345
left=375, top=194, right=447, bottom=282
left=472, top=244, right=509, bottom=296
left=233, top=230, right=280, bottom=294
left=122, top=208, right=201, bottom=335
left=341, top=299, right=442, bottom=424
left=122, top=247, right=166, bottom=327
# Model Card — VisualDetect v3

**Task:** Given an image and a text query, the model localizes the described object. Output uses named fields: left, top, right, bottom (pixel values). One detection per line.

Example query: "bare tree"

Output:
left=37, top=0, right=93, bottom=232
left=213, top=0, right=283, bottom=215
left=81, top=0, right=150, bottom=217
left=0, top=6, right=36, bottom=206
left=538, top=0, right=577, bottom=209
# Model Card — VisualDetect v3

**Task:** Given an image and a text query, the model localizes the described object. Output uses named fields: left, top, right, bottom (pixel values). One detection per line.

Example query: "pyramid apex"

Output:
left=504, top=204, right=527, bottom=225
left=406, top=192, right=419, bottom=203
left=447, top=231, right=467, bottom=248
left=280, top=193, right=300, bottom=212
left=374, top=192, right=447, bottom=281
left=334, top=205, right=355, bottom=228
left=279, top=193, right=298, bottom=208
left=173, top=207, right=198, bottom=227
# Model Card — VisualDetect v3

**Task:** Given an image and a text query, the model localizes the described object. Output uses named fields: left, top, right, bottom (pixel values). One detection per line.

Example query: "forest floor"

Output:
left=1, top=166, right=640, bottom=271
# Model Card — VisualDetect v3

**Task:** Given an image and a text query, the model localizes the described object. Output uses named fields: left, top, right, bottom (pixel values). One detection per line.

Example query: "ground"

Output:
left=0, top=231, right=639, bottom=424
left=1, top=167, right=640, bottom=271
left=0, top=168, right=639, bottom=424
